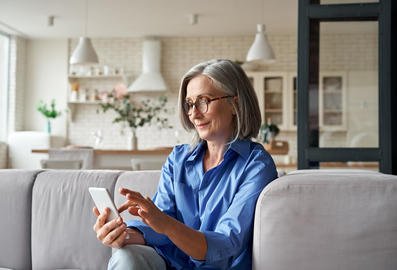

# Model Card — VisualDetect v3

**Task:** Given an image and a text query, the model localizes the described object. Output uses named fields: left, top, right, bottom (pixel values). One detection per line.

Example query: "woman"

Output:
left=93, top=59, right=277, bottom=269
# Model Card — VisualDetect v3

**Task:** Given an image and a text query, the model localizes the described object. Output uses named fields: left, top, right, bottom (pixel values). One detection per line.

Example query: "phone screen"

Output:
left=88, top=187, right=120, bottom=221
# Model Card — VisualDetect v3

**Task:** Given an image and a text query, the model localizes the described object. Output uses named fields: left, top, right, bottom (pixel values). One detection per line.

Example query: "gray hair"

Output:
left=178, top=59, right=261, bottom=146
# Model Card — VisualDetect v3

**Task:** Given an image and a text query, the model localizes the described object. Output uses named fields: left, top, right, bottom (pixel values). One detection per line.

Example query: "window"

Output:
left=0, top=32, right=10, bottom=141
left=297, top=0, right=396, bottom=174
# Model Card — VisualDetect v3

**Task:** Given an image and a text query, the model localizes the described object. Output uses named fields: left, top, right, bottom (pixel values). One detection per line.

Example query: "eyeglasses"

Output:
left=183, top=95, right=233, bottom=115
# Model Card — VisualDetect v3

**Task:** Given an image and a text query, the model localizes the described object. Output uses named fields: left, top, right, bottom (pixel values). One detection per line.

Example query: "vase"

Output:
left=46, top=119, right=52, bottom=134
left=127, top=129, right=138, bottom=150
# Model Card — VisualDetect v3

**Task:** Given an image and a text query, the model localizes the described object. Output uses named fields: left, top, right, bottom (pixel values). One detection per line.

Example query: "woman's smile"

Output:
left=195, top=121, right=210, bottom=129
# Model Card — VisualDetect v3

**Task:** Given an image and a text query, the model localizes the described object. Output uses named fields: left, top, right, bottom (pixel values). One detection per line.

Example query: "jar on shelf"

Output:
left=70, top=90, right=78, bottom=102
left=94, top=89, right=100, bottom=101
left=88, top=89, right=96, bottom=102
left=95, top=66, right=103, bottom=76
left=70, top=81, right=79, bottom=91
left=79, top=88, right=87, bottom=102
left=103, top=65, right=110, bottom=76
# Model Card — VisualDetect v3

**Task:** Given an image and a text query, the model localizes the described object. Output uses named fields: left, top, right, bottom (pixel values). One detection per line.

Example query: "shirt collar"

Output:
left=186, top=141, right=206, bottom=163
left=227, top=139, right=251, bottom=160
left=186, top=139, right=251, bottom=162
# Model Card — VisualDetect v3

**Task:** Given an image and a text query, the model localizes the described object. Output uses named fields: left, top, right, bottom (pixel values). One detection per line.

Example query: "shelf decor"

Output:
left=98, top=91, right=172, bottom=150
left=259, top=118, right=280, bottom=144
left=37, top=99, right=62, bottom=134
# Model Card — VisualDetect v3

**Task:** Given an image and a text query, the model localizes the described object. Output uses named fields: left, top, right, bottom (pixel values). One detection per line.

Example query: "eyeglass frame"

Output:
left=183, top=95, right=234, bottom=115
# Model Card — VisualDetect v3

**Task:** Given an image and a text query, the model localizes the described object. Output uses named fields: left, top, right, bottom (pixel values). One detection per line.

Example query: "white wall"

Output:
left=23, top=39, right=68, bottom=137
left=346, top=71, right=378, bottom=147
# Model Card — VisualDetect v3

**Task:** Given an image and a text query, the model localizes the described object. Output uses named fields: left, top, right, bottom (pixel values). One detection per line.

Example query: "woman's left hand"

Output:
left=118, top=188, right=171, bottom=235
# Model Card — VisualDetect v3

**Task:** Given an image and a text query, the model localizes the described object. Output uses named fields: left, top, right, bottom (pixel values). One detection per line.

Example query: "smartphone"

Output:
left=88, top=187, right=120, bottom=222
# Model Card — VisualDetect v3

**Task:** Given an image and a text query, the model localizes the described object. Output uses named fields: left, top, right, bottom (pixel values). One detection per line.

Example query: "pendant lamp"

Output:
left=69, top=0, right=99, bottom=65
left=246, top=24, right=275, bottom=63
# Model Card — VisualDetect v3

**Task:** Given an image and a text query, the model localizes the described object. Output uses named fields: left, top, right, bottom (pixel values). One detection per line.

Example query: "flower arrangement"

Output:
left=98, top=85, right=172, bottom=132
left=37, top=99, right=62, bottom=119
left=37, top=99, right=62, bottom=134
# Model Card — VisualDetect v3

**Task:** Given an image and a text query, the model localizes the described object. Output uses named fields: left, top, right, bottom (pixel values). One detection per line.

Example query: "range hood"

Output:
left=128, top=39, right=167, bottom=92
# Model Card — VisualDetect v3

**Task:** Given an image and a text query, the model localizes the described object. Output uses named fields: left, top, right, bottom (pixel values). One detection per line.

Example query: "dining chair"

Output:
left=40, top=159, right=83, bottom=170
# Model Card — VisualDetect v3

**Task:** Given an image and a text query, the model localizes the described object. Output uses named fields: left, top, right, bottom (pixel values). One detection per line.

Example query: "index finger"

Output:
left=117, top=196, right=142, bottom=213
left=117, top=193, right=150, bottom=213
left=117, top=200, right=133, bottom=213
left=119, top=188, right=145, bottom=199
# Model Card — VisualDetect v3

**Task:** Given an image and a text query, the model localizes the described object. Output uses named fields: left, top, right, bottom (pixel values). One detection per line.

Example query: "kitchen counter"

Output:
left=32, top=147, right=173, bottom=156
left=32, top=147, right=173, bottom=170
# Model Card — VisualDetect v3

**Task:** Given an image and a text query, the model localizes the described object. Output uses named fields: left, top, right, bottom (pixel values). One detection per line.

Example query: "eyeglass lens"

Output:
left=184, top=97, right=208, bottom=115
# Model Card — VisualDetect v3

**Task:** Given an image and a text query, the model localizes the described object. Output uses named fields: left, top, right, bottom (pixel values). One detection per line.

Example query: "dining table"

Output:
left=31, top=147, right=173, bottom=170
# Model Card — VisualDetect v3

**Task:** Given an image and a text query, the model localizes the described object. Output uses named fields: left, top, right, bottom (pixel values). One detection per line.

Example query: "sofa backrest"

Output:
left=114, top=170, right=161, bottom=221
left=253, top=169, right=397, bottom=270
left=31, top=170, right=121, bottom=270
left=0, top=169, right=162, bottom=270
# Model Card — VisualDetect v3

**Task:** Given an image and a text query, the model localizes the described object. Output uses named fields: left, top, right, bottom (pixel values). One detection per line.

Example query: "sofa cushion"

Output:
left=31, top=170, right=121, bottom=270
left=0, top=169, right=39, bottom=270
left=114, top=170, right=161, bottom=221
left=253, top=169, right=397, bottom=270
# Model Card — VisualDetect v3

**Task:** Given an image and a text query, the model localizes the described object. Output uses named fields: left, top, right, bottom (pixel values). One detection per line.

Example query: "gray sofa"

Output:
left=0, top=169, right=396, bottom=270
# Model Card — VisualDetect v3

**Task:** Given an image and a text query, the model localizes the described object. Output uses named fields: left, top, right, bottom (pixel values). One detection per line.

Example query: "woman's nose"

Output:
left=189, top=105, right=203, bottom=118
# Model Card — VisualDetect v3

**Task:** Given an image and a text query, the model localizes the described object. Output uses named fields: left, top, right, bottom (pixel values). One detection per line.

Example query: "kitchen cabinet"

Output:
left=319, top=72, right=347, bottom=131
left=246, top=71, right=347, bottom=132
left=246, top=72, right=289, bottom=130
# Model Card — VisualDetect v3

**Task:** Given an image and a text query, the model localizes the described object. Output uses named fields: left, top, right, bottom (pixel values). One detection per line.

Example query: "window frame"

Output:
left=0, top=31, right=10, bottom=141
left=297, top=0, right=397, bottom=174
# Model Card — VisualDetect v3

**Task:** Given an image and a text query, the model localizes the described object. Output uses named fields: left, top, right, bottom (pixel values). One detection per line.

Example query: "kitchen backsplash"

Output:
left=66, top=33, right=377, bottom=156
left=67, top=35, right=298, bottom=149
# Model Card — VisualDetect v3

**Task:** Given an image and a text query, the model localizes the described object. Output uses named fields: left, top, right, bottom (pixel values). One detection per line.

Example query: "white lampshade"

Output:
left=246, top=24, right=275, bottom=63
left=69, top=37, right=99, bottom=65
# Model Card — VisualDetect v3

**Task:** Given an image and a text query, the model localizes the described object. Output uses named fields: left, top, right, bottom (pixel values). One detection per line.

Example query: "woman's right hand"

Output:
left=92, top=207, right=128, bottom=248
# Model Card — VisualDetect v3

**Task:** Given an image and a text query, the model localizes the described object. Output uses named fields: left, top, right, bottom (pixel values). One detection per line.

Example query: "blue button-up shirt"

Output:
left=127, top=139, right=277, bottom=269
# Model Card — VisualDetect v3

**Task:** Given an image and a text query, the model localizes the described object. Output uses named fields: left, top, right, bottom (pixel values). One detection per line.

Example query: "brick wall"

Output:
left=8, top=36, right=26, bottom=133
left=66, top=33, right=377, bottom=155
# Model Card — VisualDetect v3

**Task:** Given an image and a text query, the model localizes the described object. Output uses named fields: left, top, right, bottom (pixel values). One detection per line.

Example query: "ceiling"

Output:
left=0, top=0, right=298, bottom=38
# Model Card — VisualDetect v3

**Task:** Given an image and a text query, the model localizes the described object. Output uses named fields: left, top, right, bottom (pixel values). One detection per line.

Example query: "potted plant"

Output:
left=37, top=99, right=62, bottom=134
left=98, top=88, right=171, bottom=150
left=260, top=118, right=280, bottom=144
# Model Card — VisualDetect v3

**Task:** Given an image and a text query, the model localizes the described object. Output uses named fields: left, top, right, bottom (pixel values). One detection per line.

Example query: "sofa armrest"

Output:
left=253, top=170, right=397, bottom=270
left=0, top=169, right=39, bottom=270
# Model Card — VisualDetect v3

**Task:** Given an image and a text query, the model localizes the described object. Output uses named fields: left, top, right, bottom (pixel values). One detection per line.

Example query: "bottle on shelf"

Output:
left=79, top=88, right=87, bottom=102
left=88, top=88, right=96, bottom=102
left=70, top=89, right=79, bottom=102
left=69, top=81, right=79, bottom=102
